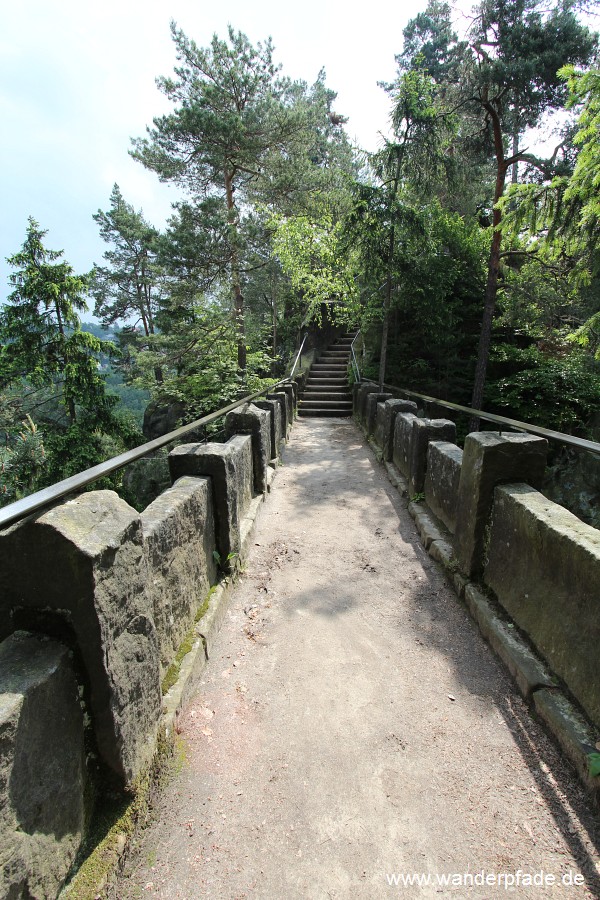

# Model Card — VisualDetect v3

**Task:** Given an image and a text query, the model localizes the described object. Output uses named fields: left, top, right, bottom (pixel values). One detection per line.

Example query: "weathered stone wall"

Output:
left=355, top=379, right=600, bottom=756
left=169, top=435, right=254, bottom=571
left=374, top=399, right=418, bottom=461
left=0, top=632, right=88, bottom=900
left=392, top=413, right=418, bottom=476
left=484, top=484, right=600, bottom=729
left=0, top=388, right=292, bottom=896
left=141, top=476, right=217, bottom=674
left=0, top=491, right=162, bottom=788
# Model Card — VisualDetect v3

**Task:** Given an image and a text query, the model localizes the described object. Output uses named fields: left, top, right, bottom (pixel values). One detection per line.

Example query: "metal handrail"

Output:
left=289, top=332, right=308, bottom=380
left=360, top=379, right=600, bottom=456
left=0, top=374, right=297, bottom=531
left=350, top=331, right=362, bottom=384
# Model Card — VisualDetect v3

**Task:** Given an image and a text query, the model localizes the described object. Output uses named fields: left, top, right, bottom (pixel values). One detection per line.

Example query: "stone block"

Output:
left=356, top=383, right=381, bottom=426
left=267, top=392, right=290, bottom=438
left=428, top=539, right=456, bottom=570
left=376, top=399, right=418, bottom=461
left=169, top=435, right=253, bottom=572
left=454, top=432, right=548, bottom=578
left=288, top=380, right=299, bottom=403
left=225, top=403, right=272, bottom=494
left=255, top=398, right=283, bottom=459
left=424, top=441, right=463, bottom=534
left=141, top=476, right=217, bottom=674
left=0, top=632, right=87, bottom=899
left=484, top=483, right=600, bottom=728
left=392, top=413, right=418, bottom=476
left=0, top=492, right=161, bottom=787
left=279, top=383, right=296, bottom=420
left=408, top=418, right=456, bottom=498
left=465, top=585, right=554, bottom=699
left=365, top=393, right=392, bottom=438
left=533, top=690, right=600, bottom=795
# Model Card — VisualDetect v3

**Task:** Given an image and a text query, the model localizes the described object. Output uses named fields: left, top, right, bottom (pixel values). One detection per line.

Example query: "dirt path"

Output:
left=116, top=419, right=600, bottom=899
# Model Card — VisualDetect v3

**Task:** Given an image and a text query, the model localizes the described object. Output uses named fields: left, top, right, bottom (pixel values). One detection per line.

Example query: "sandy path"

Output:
left=116, top=419, right=600, bottom=899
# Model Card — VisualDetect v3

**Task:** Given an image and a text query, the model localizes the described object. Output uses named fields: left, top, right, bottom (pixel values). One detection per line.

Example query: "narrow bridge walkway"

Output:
left=117, top=419, right=600, bottom=899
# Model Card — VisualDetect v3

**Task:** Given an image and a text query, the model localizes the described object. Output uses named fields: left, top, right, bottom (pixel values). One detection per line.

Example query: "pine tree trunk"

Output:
left=378, top=155, right=402, bottom=392
left=469, top=102, right=509, bottom=432
left=225, top=169, right=246, bottom=374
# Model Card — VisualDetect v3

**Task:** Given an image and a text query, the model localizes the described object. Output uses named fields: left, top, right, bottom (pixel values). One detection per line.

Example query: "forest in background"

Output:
left=1, top=0, right=600, bottom=513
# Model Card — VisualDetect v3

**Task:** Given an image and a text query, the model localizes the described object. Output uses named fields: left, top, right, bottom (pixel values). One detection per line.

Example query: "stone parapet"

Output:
left=407, top=418, right=456, bottom=498
left=424, top=441, right=463, bottom=534
left=141, top=476, right=217, bottom=674
left=364, top=393, right=392, bottom=438
left=169, top=435, right=254, bottom=572
left=225, top=403, right=272, bottom=494
left=0, top=632, right=88, bottom=899
left=484, top=483, right=600, bottom=729
left=0, top=491, right=161, bottom=787
left=255, top=398, right=283, bottom=460
left=375, top=399, right=418, bottom=461
left=454, top=432, right=548, bottom=577
left=392, top=413, right=418, bottom=476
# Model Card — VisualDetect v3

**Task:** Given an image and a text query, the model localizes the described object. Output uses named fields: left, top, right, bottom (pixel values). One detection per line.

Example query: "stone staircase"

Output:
left=298, top=333, right=356, bottom=418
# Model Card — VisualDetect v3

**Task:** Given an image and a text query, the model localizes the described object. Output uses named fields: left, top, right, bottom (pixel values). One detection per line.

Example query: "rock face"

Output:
left=141, top=476, right=217, bottom=674
left=454, top=432, right=548, bottom=577
left=484, top=483, right=600, bottom=729
left=0, top=632, right=87, bottom=899
left=122, top=455, right=172, bottom=511
left=142, top=399, right=187, bottom=440
left=0, top=492, right=162, bottom=788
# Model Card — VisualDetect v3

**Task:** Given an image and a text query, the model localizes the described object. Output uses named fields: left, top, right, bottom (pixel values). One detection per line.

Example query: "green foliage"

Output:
left=0, top=415, right=47, bottom=503
left=132, top=23, right=356, bottom=375
left=0, top=221, right=143, bottom=507
left=587, top=752, right=600, bottom=778
left=91, top=184, right=165, bottom=339
left=1, top=218, right=118, bottom=426
left=486, top=343, right=600, bottom=433
left=269, top=213, right=359, bottom=324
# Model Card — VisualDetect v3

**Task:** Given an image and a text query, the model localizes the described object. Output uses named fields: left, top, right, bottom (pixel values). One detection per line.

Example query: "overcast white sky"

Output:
left=0, top=0, right=470, bottom=305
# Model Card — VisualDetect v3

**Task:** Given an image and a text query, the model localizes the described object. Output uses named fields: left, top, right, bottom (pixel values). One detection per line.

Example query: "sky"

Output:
left=0, top=0, right=465, bottom=306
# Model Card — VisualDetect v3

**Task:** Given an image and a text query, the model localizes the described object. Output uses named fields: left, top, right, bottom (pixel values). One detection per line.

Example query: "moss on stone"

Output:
left=160, top=585, right=218, bottom=696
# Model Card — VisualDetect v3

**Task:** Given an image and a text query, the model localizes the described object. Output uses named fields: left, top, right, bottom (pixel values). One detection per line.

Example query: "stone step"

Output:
left=306, top=379, right=349, bottom=386
left=299, top=400, right=353, bottom=410
left=302, top=391, right=351, bottom=402
left=304, top=383, right=351, bottom=392
left=310, top=364, right=348, bottom=373
left=298, top=407, right=353, bottom=418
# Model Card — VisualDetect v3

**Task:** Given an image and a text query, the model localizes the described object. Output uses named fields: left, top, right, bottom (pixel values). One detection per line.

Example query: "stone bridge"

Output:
left=0, top=378, right=599, bottom=898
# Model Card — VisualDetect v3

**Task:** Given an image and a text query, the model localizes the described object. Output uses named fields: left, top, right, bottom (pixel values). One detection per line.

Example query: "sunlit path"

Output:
left=116, top=419, right=600, bottom=900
